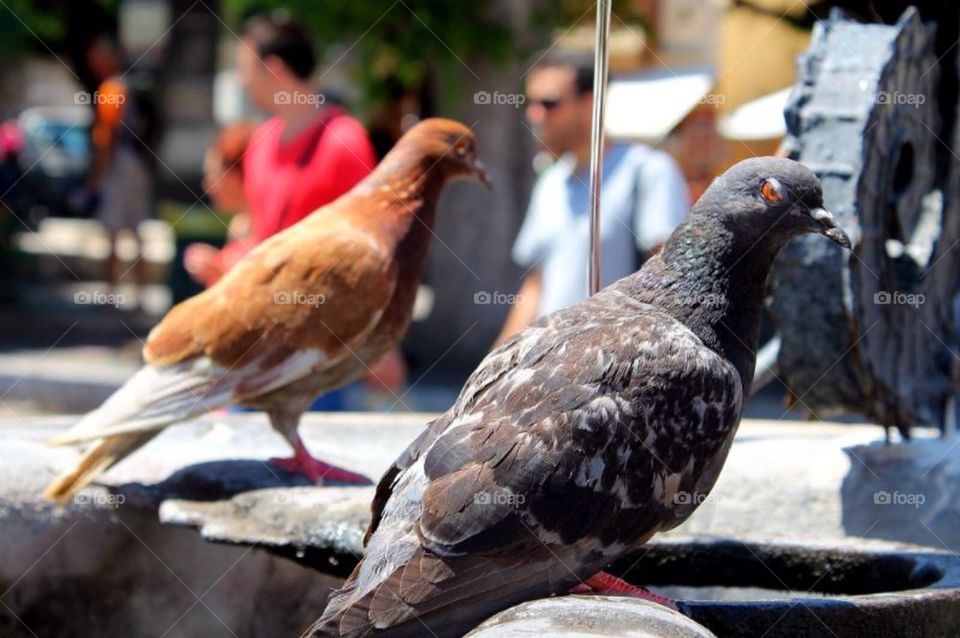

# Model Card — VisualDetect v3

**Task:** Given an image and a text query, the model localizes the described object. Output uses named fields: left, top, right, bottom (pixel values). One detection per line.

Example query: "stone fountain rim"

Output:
left=629, top=535, right=960, bottom=610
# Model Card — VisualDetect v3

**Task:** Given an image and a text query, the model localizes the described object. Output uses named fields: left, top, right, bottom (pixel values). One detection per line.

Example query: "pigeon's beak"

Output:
left=809, top=207, right=851, bottom=249
left=469, top=157, right=493, bottom=189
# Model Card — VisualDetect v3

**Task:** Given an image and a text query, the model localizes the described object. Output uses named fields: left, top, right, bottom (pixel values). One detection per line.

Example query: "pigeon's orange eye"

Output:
left=760, top=179, right=784, bottom=203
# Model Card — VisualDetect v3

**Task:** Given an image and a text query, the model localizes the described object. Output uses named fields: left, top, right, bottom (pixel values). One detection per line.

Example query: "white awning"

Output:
left=718, top=87, right=792, bottom=141
left=605, top=69, right=714, bottom=143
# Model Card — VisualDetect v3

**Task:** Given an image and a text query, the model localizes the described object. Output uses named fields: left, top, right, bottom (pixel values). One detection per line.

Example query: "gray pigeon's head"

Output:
left=699, top=157, right=851, bottom=249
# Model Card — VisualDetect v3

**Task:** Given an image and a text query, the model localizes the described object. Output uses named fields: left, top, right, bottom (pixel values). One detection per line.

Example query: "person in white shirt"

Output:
left=496, top=52, right=690, bottom=344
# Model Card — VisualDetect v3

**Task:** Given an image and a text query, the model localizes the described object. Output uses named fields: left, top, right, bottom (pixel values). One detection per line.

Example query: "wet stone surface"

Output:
left=465, top=596, right=717, bottom=637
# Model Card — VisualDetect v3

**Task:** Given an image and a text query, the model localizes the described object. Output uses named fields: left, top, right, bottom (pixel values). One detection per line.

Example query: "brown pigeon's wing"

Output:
left=145, top=210, right=398, bottom=370
left=54, top=214, right=398, bottom=446
left=50, top=346, right=331, bottom=444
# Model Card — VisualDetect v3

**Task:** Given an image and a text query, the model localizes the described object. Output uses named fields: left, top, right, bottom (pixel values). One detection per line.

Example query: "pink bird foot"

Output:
left=269, top=440, right=371, bottom=485
left=569, top=571, right=678, bottom=610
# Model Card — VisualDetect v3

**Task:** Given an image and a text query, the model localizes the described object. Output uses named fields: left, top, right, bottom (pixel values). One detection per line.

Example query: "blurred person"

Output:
left=217, top=13, right=378, bottom=268
left=495, top=51, right=690, bottom=345
left=85, top=34, right=152, bottom=297
left=184, top=122, right=258, bottom=287
left=0, top=120, right=23, bottom=199
left=207, top=13, right=403, bottom=395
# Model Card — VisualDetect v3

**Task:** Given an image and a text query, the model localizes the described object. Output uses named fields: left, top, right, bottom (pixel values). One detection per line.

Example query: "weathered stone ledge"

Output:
left=5, top=413, right=960, bottom=637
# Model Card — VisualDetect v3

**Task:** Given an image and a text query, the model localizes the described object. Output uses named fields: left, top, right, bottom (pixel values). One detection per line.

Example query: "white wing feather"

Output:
left=51, top=348, right=329, bottom=445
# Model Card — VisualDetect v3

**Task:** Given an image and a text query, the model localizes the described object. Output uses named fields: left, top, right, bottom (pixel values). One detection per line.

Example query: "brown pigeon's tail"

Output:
left=43, top=433, right=153, bottom=504
left=43, top=360, right=240, bottom=504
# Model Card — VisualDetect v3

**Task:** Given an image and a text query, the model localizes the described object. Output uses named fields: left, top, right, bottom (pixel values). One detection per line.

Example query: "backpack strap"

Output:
left=273, top=106, right=343, bottom=234
left=629, top=145, right=650, bottom=269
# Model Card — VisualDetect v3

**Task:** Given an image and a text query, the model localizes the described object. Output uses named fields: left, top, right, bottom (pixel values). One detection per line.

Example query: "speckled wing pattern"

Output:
left=316, top=283, right=744, bottom=636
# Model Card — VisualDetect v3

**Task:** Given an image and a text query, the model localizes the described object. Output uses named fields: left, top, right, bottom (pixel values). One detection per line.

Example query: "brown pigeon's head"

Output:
left=392, top=118, right=491, bottom=187
left=699, top=157, right=850, bottom=249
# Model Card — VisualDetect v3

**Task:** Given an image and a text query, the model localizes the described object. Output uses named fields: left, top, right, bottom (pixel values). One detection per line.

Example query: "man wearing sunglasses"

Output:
left=496, top=51, right=690, bottom=345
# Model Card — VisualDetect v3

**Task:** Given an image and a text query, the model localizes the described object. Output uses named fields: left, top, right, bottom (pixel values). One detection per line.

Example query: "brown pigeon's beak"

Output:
left=470, top=157, right=493, bottom=189
left=810, top=207, right=851, bottom=249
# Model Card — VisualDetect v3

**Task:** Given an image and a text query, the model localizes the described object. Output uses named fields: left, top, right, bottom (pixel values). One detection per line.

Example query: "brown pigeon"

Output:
left=305, top=158, right=851, bottom=637
left=44, top=118, right=489, bottom=502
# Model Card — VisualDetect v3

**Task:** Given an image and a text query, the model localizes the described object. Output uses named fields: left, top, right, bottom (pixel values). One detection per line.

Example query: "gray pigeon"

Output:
left=304, top=157, right=851, bottom=638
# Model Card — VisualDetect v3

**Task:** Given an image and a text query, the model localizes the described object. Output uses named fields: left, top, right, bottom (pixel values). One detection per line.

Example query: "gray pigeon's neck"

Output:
left=623, top=215, right=786, bottom=394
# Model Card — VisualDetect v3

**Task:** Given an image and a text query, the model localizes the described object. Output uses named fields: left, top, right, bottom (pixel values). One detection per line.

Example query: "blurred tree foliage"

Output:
left=224, top=1, right=512, bottom=106
left=0, top=0, right=117, bottom=88
left=0, top=0, right=66, bottom=58
left=224, top=0, right=645, bottom=106
left=0, top=0, right=645, bottom=104
left=530, top=0, right=651, bottom=40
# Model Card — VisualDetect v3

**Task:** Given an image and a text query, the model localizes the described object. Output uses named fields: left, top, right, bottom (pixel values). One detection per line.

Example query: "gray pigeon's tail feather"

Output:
left=303, top=550, right=571, bottom=637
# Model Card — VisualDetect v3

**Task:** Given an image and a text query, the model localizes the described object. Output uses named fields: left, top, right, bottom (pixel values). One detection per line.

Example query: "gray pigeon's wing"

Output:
left=360, top=299, right=571, bottom=546
left=320, top=293, right=743, bottom=637
left=415, top=297, right=744, bottom=556
left=364, top=411, right=453, bottom=546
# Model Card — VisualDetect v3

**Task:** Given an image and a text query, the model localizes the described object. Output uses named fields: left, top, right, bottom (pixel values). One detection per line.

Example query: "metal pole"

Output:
left=588, top=0, right=612, bottom=295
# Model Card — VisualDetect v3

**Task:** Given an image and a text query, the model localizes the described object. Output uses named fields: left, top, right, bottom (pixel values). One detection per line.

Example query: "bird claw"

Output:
left=268, top=455, right=372, bottom=486
left=569, top=571, right=678, bottom=610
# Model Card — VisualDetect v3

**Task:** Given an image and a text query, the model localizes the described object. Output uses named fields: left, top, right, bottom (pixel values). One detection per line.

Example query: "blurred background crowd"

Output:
left=0, top=0, right=839, bottom=414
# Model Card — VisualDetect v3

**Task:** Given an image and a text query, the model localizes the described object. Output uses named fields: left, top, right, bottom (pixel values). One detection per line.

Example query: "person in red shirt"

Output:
left=185, top=14, right=376, bottom=282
